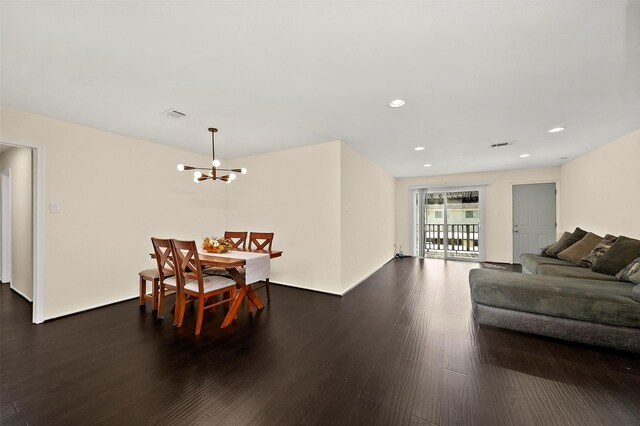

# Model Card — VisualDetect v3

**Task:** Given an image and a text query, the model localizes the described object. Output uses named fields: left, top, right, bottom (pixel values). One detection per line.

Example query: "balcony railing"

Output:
left=425, top=223, right=479, bottom=254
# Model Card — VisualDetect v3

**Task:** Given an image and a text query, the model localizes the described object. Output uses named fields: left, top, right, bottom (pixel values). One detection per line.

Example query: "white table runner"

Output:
left=199, top=251, right=270, bottom=284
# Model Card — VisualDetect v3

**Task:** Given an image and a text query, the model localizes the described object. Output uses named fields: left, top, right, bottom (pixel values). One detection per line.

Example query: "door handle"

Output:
left=514, top=224, right=518, bottom=233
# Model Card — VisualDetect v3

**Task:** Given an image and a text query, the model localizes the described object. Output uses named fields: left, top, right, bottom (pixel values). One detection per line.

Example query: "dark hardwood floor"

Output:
left=2, top=258, right=640, bottom=425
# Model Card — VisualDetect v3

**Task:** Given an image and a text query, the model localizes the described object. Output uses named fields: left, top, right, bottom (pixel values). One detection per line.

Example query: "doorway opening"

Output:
left=0, top=142, right=44, bottom=324
left=1, top=168, right=13, bottom=285
left=413, top=187, right=484, bottom=261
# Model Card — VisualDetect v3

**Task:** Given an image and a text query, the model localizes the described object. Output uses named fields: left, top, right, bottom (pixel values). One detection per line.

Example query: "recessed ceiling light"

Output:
left=548, top=127, right=565, bottom=133
left=389, top=99, right=406, bottom=108
left=520, top=154, right=531, bottom=158
left=424, top=164, right=432, bottom=167
left=414, top=146, right=425, bottom=151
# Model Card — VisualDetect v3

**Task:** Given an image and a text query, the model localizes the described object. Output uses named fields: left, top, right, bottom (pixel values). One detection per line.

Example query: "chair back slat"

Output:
left=172, top=239, right=204, bottom=293
left=151, top=238, right=176, bottom=281
left=224, top=231, right=248, bottom=250
left=249, top=232, right=274, bottom=251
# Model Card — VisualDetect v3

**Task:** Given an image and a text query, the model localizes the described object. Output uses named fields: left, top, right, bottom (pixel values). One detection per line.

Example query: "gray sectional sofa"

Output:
left=469, top=253, right=640, bottom=353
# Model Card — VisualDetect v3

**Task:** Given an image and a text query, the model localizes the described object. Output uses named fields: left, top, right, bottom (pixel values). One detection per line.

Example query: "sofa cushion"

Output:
left=634, top=285, right=640, bottom=302
left=580, top=234, right=618, bottom=268
left=631, top=272, right=640, bottom=286
left=468, top=269, right=640, bottom=327
left=617, top=257, right=640, bottom=282
left=558, top=232, right=603, bottom=265
left=520, top=254, right=576, bottom=274
left=592, top=236, right=640, bottom=276
left=537, top=264, right=619, bottom=281
left=545, top=231, right=572, bottom=258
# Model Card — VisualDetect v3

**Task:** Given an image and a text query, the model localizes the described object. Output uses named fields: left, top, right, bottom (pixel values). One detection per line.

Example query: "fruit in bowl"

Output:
left=202, top=236, right=233, bottom=253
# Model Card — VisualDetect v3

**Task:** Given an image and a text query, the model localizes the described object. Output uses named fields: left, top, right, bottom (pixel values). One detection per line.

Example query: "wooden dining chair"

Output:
left=225, top=231, right=248, bottom=250
left=151, top=237, right=178, bottom=322
left=139, top=268, right=161, bottom=314
left=203, top=231, right=248, bottom=277
left=249, top=232, right=274, bottom=251
left=249, top=232, right=274, bottom=302
left=172, top=239, right=238, bottom=335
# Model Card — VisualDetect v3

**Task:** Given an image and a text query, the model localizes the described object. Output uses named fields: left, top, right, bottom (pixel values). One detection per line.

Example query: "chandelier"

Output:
left=177, top=128, right=247, bottom=183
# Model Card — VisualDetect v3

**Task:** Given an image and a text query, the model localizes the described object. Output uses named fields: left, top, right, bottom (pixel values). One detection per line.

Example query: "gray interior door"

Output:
left=513, top=183, right=556, bottom=263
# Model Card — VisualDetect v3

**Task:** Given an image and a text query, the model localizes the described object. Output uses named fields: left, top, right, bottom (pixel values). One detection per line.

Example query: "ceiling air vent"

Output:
left=490, top=141, right=515, bottom=148
left=160, top=108, right=186, bottom=119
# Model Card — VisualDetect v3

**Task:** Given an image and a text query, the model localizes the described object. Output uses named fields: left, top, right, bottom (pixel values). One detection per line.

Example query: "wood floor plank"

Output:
left=440, top=369, right=473, bottom=426
left=408, top=415, right=438, bottom=426
left=408, top=355, right=443, bottom=424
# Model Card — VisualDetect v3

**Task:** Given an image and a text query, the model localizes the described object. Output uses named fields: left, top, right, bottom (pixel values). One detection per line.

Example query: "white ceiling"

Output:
left=1, top=1, right=639, bottom=178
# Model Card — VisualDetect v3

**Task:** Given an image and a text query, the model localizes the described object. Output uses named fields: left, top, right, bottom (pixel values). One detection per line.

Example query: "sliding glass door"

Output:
left=414, top=188, right=483, bottom=260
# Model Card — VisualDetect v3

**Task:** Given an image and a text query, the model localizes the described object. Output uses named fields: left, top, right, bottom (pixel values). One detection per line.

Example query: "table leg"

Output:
left=226, top=268, right=265, bottom=310
left=221, top=287, right=245, bottom=328
left=220, top=268, right=266, bottom=327
left=245, top=287, right=265, bottom=310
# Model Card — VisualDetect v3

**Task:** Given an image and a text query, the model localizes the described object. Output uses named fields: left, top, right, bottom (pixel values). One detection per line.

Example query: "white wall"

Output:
left=1, top=107, right=227, bottom=320
left=226, top=141, right=395, bottom=295
left=0, top=146, right=33, bottom=300
left=396, top=167, right=561, bottom=263
left=340, top=142, right=395, bottom=292
left=225, top=141, right=343, bottom=294
left=560, top=129, right=640, bottom=238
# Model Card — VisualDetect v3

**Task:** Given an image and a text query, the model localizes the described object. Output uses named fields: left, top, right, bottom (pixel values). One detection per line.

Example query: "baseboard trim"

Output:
left=266, top=281, right=342, bottom=296
left=43, top=294, right=138, bottom=322
left=340, top=257, right=395, bottom=296
left=10, top=286, right=33, bottom=303
left=268, top=257, right=395, bottom=297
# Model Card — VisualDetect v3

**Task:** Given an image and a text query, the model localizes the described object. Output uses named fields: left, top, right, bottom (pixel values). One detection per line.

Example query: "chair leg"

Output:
left=170, top=302, right=177, bottom=326
left=139, top=276, right=146, bottom=310
left=152, top=278, right=159, bottom=313
left=157, top=286, right=165, bottom=320
left=195, top=297, right=205, bottom=335
left=177, top=296, right=186, bottom=328
left=265, top=278, right=271, bottom=303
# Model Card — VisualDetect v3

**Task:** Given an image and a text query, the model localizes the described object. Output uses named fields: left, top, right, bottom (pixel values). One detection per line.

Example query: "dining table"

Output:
left=150, top=248, right=282, bottom=328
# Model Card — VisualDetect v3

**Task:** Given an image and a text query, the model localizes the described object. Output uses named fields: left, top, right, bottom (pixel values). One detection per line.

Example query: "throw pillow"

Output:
left=558, top=232, right=603, bottom=265
left=616, top=257, right=640, bottom=282
left=592, top=236, right=640, bottom=276
left=632, top=284, right=640, bottom=302
left=540, top=244, right=554, bottom=257
left=630, top=272, right=640, bottom=286
left=580, top=234, right=618, bottom=268
left=546, top=227, right=588, bottom=258
left=544, top=232, right=571, bottom=258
